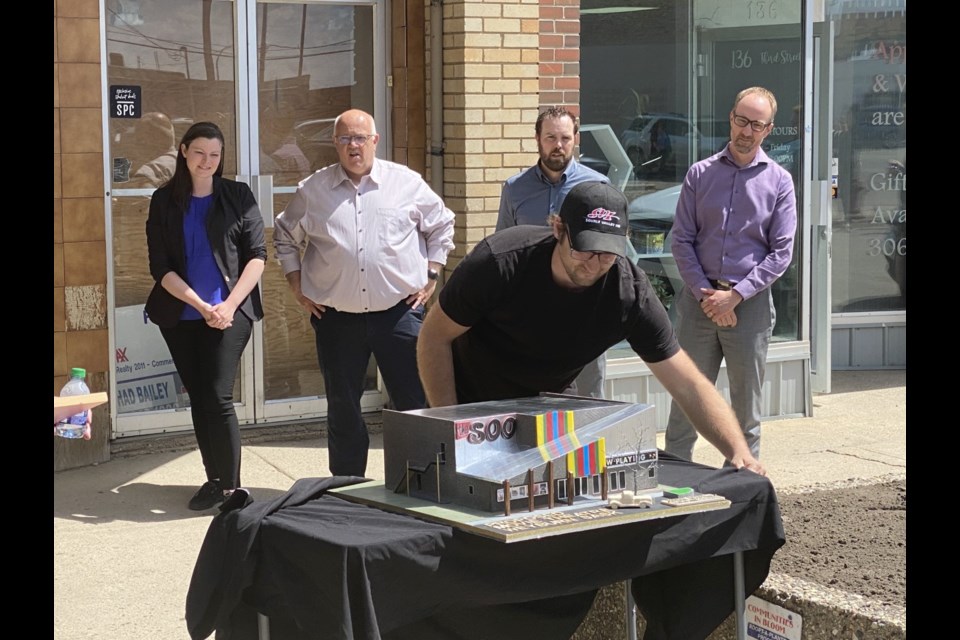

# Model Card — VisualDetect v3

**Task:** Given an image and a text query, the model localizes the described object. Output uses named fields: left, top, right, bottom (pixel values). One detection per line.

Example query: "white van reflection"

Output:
left=625, top=185, right=683, bottom=318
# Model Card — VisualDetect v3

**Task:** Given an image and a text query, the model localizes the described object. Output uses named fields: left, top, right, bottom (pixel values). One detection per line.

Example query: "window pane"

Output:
left=582, top=1, right=804, bottom=356
left=106, top=0, right=239, bottom=187
left=106, top=0, right=240, bottom=414
left=828, top=4, right=906, bottom=312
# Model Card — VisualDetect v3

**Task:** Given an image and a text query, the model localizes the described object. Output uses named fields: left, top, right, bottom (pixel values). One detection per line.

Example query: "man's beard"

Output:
left=541, top=151, right=571, bottom=172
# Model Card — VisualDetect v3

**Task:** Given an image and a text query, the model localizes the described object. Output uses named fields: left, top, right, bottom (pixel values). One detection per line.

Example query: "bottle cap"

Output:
left=71, top=367, right=87, bottom=378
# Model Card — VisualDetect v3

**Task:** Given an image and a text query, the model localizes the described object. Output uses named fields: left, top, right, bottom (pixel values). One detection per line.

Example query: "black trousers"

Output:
left=311, top=300, right=427, bottom=477
left=161, top=314, right=252, bottom=490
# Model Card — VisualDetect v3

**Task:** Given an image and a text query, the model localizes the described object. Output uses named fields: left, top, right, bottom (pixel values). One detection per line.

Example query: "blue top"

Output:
left=180, top=194, right=226, bottom=320
left=496, top=160, right=610, bottom=231
left=670, top=144, right=797, bottom=302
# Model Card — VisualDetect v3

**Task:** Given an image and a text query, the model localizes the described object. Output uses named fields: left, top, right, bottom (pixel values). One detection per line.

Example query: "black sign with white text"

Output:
left=110, top=85, right=141, bottom=119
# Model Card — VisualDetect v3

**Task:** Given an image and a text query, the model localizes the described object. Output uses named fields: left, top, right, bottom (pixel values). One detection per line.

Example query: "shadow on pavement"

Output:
left=54, top=481, right=291, bottom=524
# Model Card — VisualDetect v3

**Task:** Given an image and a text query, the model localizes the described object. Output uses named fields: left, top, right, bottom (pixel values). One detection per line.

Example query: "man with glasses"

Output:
left=274, top=108, right=455, bottom=477
left=496, top=106, right=612, bottom=398
left=664, top=87, right=797, bottom=463
left=418, top=181, right=766, bottom=475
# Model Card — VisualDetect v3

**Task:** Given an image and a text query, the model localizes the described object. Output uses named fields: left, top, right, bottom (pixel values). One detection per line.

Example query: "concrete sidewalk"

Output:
left=53, top=369, right=906, bottom=640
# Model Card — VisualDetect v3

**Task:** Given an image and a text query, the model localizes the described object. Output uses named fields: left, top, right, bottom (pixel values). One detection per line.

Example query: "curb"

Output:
left=570, top=578, right=906, bottom=640
left=733, top=573, right=906, bottom=639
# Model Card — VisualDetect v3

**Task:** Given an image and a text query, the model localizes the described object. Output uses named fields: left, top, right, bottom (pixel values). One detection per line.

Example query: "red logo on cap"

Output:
left=586, top=207, right=620, bottom=223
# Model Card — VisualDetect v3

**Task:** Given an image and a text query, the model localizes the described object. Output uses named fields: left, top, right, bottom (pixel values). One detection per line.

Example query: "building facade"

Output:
left=54, top=0, right=905, bottom=469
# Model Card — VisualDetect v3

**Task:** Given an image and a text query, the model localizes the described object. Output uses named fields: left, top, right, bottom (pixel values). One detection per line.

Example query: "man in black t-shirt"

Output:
left=418, top=181, right=766, bottom=474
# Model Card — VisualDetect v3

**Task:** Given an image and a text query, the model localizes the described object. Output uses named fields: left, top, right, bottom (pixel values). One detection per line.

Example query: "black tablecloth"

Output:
left=186, top=453, right=784, bottom=640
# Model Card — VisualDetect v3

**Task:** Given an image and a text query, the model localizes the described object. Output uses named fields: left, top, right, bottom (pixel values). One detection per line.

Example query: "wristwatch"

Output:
left=427, top=268, right=440, bottom=281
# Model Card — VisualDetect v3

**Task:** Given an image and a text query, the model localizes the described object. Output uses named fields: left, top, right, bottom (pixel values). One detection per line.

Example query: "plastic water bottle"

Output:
left=56, top=368, right=90, bottom=439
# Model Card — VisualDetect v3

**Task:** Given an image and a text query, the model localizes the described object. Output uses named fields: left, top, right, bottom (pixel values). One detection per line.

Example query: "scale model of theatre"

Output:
left=383, top=394, right=659, bottom=514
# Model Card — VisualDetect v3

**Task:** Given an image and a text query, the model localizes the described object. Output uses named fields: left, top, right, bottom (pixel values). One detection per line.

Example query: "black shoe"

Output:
left=219, top=488, right=252, bottom=513
left=188, top=480, right=224, bottom=511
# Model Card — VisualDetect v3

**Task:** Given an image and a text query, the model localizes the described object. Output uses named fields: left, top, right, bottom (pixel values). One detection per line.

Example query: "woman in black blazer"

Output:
left=145, top=122, right=267, bottom=510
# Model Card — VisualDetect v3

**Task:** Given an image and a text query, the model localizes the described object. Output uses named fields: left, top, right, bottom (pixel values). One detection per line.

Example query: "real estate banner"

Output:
left=114, top=304, right=189, bottom=414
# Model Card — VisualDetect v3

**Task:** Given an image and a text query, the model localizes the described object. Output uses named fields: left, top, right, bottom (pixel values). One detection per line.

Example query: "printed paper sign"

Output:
left=746, top=596, right=802, bottom=640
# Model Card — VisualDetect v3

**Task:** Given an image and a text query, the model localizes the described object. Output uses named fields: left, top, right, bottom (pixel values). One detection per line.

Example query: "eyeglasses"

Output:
left=569, top=245, right=618, bottom=265
left=731, top=113, right=771, bottom=132
left=335, top=134, right=375, bottom=146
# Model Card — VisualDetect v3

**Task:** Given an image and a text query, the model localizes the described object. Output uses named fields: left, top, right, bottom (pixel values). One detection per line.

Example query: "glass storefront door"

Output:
left=250, top=1, right=386, bottom=422
left=695, top=17, right=804, bottom=344
left=107, top=0, right=386, bottom=437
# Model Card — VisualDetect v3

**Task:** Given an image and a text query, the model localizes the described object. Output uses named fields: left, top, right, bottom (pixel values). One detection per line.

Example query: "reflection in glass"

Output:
left=256, top=4, right=379, bottom=401
left=828, top=3, right=906, bottom=312
left=107, top=1, right=241, bottom=415
left=581, top=0, right=803, bottom=353
left=106, top=1, right=380, bottom=408
left=106, top=0, right=238, bottom=184
left=257, top=3, right=375, bottom=186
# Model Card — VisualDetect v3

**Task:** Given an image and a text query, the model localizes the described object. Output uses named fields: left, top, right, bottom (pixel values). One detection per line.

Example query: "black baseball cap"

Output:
left=559, top=181, right=628, bottom=257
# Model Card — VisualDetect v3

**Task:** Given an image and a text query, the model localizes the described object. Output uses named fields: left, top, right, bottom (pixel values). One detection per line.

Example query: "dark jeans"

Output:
left=160, top=314, right=252, bottom=490
left=311, top=300, right=427, bottom=477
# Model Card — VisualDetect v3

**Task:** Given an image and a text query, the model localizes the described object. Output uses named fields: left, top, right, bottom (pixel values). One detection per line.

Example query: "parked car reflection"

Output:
left=293, top=117, right=337, bottom=172
left=619, top=114, right=727, bottom=180
left=625, top=184, right=683, bottom=318
left=579, top=155, right=611, bottom=176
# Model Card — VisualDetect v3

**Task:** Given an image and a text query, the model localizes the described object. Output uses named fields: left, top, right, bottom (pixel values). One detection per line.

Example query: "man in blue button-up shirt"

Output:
left=496, top=107, right=611, bottom=398
left=664, top=87, right=797, bottom=462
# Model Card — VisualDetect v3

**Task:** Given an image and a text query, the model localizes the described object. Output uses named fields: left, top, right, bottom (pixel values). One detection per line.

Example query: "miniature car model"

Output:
left=606, top=490, right=653, bottom=509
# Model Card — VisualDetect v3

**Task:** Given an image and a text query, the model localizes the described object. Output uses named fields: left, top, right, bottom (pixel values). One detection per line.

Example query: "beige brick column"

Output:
left=430, top=0, right=540, bottom=268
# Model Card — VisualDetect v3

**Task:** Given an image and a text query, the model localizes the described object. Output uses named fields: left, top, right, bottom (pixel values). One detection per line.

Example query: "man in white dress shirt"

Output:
left=274, top=109, right=456, bottom=477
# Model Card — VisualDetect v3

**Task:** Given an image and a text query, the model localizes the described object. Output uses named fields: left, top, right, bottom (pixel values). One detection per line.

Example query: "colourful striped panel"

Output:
left=572, top=442, right=591, bottom=476
left=535, top=414, right=553, bottom=462
left=568, top=438, right=606, bottom=477
left=565, top=412, right=580, bottom=449
left=536, top=411, right=577, bottom=461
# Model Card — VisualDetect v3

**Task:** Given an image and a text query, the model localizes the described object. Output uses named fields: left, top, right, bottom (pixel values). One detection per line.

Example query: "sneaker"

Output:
left=188, top=480, right=224, bottom=511
left=219, top=488, right=251, bottom=513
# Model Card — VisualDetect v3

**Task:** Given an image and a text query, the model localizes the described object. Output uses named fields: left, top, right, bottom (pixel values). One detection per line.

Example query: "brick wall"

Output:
left=428, top=0, right=540, bottom=269
left=426, top=0, right=582, bottom=271
left=539, top=0, right=581, bottom=117
left=54, top=0, right=110, bottom=469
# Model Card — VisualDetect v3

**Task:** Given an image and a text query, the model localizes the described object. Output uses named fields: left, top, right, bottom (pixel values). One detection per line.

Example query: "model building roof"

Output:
left=457, top=404, right=649, bottom=482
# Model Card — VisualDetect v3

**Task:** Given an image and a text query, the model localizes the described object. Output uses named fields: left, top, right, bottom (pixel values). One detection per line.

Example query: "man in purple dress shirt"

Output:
left=664, top=87, right=797, bottom=462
